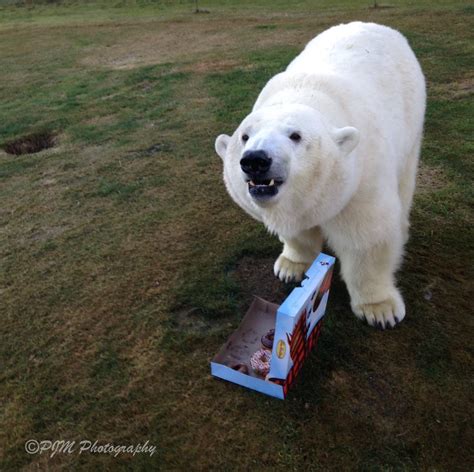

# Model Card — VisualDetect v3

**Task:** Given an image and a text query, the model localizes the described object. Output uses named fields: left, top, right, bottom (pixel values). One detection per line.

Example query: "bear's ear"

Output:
left=331, top=127, right=359, bottom=155
left=215, top=134, right=230, bottom=160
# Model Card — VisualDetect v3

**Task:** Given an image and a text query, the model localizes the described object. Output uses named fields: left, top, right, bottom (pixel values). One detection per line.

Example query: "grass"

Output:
left=0, top=0, right=473, bottom=470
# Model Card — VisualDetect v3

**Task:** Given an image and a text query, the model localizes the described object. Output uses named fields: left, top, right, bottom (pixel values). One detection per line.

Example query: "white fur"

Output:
left=215, top=22, right=426, bottom=329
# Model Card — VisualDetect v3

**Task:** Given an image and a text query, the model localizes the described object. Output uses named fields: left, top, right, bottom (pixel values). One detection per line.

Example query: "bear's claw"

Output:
left=274, top=254, right=308, bottom=283
left=353, top=295, right=406, bottom=330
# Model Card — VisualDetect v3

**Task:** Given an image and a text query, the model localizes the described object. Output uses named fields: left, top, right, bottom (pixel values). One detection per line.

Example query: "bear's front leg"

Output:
left=274, top=227, right=323, bottom=283
left=338, top=237, right=406, bottom=329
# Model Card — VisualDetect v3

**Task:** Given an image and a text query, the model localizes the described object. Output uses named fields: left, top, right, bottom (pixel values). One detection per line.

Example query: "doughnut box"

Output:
left=211, top=253, right=335, bottom=399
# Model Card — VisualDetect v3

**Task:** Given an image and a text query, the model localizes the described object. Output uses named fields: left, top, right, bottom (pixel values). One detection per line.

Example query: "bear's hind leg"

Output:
left=399, top=135, right=422, bottom=244
left=339, top=236, right=405, bottom=329
left=274, top=227, right=323, bottom=283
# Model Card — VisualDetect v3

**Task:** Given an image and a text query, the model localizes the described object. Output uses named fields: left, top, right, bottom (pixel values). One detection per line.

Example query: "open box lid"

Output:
left=268, top=252, right=335, bottom=383
left=211, top=252, right=335, bottom=399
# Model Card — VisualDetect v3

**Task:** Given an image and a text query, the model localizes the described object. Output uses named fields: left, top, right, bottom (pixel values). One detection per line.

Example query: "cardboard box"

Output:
left=211, top=253, right=335, bottom=399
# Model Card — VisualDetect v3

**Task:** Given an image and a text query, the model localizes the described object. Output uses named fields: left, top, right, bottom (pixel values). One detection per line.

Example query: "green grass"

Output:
left=0, top=0, right=473, bottom=470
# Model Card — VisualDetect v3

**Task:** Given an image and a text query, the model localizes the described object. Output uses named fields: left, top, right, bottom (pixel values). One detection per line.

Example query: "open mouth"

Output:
left=247, top=178, right=283, bottom=200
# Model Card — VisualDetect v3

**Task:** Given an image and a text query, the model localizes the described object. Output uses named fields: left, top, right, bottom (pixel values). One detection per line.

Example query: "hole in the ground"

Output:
left=3, top=131, right=56, bottom=156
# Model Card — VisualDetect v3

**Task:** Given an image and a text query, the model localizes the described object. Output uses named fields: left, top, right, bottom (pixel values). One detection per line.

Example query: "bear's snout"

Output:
left=240, top=150, right=272, bottom=176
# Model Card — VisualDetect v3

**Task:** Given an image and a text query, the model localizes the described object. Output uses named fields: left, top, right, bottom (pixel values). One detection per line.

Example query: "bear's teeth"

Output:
left=269, top=179, right=275, bottom=186
left=249, top=181, right=256, bottom=187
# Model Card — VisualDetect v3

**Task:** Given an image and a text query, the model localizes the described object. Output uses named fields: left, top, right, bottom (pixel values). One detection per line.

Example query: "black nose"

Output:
left=240, top=150, right=272, bottom=175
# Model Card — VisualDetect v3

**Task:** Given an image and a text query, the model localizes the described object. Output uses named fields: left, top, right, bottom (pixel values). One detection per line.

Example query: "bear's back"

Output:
left=288, top=22, right=419, bottom=83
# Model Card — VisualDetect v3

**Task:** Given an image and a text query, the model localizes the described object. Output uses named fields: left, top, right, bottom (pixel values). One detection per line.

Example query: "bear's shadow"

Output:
left=231, top=254, right=350, bottom=314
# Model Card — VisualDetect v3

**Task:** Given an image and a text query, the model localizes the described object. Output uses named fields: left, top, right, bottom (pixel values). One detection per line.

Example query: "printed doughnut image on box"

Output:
left=210, top=253, right=335, bottom=399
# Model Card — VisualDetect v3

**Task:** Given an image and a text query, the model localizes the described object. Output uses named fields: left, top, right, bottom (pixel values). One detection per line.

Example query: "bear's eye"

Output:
left=242, top=134, right=249, bottom=142
left=290, top=132, right=301, bottom=142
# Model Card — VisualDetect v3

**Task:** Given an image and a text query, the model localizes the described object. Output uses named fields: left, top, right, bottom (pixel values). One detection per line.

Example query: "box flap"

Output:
left=268, top=253, right=335, bottom=382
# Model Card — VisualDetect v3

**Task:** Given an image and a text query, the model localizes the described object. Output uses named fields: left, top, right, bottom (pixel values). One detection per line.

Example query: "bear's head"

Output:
left=215, top=104, right=360, bottom=235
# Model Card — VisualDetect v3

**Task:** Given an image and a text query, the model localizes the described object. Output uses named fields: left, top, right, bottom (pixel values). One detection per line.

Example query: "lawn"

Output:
left=0, top=0, right=472, bottom=470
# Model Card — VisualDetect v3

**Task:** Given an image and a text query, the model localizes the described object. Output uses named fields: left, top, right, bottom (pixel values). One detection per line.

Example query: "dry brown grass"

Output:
left=80, top=19, right=295, bottom=69
left=78, top=13, right=335, bottom=70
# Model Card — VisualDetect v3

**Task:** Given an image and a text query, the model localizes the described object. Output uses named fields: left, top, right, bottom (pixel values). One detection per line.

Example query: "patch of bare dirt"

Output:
left=171, top=307, right=216, bottom=334
left=179, top=58, right=253, bottom=74
left=31, top=225, right=66, bottom=243
left=416, top=161, right=450, bottom=194
left=83, top=114, right=117, bottom=126
left=429, top=74, right=474, bottom=100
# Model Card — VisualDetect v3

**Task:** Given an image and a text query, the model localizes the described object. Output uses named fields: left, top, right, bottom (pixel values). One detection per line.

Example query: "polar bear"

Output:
left=215, top=22, right=426, bottom=329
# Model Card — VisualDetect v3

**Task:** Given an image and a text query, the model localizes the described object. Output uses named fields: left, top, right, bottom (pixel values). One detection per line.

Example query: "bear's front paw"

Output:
left=352, top=293, right=406, bottom=330
left=274, top=254, right=308, bottom=283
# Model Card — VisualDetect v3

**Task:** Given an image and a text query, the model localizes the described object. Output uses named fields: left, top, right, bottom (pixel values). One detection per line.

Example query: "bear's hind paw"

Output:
left=274, top=254, right=309, bottom=283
